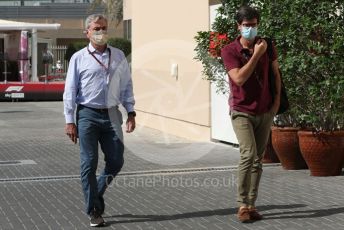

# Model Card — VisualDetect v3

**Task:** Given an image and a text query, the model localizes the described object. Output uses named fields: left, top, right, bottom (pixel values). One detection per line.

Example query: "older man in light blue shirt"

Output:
left=63, top=14, right=135, bottom=227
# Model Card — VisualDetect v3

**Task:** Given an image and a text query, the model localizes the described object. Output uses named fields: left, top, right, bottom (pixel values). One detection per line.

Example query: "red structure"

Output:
left=0, top=19, right=63, bottom=101
left=0, top=82, right=64, bottom=101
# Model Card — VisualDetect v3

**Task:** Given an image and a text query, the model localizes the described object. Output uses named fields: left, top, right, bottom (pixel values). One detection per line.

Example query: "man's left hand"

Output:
left=271, top=99, right=280, bottom=115
left=126, top=116, right=136, bottom=133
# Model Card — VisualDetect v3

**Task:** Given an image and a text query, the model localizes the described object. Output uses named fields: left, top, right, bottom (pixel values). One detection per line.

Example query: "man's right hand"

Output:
left=253, top=39, right=267, bottom=58
left=65, top=123, right=78, bottom=144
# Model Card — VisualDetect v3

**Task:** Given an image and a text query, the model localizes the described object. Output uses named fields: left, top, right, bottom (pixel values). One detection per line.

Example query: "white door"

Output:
left=210, top=4, right=238, bottom=145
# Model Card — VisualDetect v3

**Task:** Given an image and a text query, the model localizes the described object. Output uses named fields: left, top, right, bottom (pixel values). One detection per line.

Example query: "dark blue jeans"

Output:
left=77, top=105, right=124, bottom=215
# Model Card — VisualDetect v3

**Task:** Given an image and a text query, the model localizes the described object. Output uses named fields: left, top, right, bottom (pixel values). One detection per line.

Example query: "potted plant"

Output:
left=259, top=0, right=344, bottom=176
left=270, top=126, right=308, bottom=170
left=270, top=107, right=307, bottom=170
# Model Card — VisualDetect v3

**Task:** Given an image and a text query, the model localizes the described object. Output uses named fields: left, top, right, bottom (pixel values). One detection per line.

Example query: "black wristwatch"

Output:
left=128, top=111, right=136, bottom=117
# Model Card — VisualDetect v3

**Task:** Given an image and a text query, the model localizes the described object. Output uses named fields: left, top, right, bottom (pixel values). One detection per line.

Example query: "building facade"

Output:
left=0, top=0, right=124, bottom=46
left=0, top=0, right=126, bottom=80
left=124, top=0, right=224, bottom=141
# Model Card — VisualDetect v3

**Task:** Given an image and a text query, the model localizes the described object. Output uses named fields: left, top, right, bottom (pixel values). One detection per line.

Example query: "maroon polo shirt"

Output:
left=221, top=36, right=277, bottom=115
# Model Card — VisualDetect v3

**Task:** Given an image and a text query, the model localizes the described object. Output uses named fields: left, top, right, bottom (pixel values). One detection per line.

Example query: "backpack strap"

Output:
left=265, top=37, right=274, bottom=60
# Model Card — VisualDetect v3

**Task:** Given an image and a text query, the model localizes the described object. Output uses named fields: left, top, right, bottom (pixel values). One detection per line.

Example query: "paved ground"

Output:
left=0, top=101, right=344, bottom=230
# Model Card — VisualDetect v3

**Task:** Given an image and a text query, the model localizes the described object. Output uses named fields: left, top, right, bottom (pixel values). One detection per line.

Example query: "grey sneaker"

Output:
left=90, top=211, right=105, bottom=227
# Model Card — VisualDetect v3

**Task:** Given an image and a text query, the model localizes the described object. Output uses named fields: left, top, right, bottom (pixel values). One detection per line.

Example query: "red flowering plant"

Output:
left=209, top=32, right=230, bottom=58
left=194, top=30, right=228, bottom=94
left=194, top=1, right=242, bottom=94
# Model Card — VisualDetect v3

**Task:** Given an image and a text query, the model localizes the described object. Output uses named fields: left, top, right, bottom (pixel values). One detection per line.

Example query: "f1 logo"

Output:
left=5, top=86, right=24, bottom=92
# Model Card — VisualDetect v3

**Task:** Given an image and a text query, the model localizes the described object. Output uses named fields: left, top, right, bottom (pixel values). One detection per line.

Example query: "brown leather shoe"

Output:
left=237, top=207, right=251, bottom=223
left=248, top=208, right=263, bottom=220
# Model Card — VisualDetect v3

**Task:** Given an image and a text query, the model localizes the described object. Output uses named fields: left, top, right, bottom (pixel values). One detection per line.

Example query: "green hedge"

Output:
left=64, top=38, right=131, bottom=62
left=108, top=38, right=131, bottom=57
left=64, top=41, right=88, bottom=62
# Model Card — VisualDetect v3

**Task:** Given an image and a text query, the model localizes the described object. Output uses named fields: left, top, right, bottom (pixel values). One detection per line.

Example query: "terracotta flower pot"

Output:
left=262, top=132, right=280, bottom=163
left=271, top=127, right=307, bottom=170
left=298, top=130, right=344, bottom=176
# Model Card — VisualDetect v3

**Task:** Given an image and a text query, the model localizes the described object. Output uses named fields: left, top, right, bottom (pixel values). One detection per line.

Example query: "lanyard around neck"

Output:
left=87, top=46, right=111, bottom=71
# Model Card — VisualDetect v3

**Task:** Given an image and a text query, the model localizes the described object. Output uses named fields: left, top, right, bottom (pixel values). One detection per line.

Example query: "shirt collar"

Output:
left=87, top=43, right=96, bottom=53
left=233, top=36, right=242, bottom=53
left=87, top=43, right=109, bottom=54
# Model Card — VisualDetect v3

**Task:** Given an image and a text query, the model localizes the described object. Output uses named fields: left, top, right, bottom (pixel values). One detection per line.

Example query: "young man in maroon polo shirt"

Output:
left=221, top=6, right=281, bottom=223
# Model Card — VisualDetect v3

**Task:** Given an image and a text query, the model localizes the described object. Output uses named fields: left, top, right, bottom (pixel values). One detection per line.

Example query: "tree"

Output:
left=91, top=0, right=123, bottom=26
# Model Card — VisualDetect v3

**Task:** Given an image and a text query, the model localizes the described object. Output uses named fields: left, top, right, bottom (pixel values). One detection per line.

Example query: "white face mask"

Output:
left=90, top=30, right=108, bottom=46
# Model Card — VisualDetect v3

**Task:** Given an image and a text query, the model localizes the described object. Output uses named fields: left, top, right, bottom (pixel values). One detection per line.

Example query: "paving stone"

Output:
left=0, top=102, right=344, bottom=229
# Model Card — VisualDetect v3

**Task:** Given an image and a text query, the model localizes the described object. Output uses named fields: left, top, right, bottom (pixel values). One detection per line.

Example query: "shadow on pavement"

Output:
left=104, top=204, right=307, bottom=225
left=262, top=206, right=344, bottom=220
left=0, top=110, right=32, bottom=113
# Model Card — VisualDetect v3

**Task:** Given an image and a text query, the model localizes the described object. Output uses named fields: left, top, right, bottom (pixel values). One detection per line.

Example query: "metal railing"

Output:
left=41, top=45, right=67, bottom=82
left=0, top=45, right=68, bottom=83
left=49, top=45, right=68, bottom=73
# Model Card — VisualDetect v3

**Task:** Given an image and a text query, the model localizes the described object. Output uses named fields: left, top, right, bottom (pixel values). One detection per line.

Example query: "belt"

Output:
left=79, top=104, right=109, bottom=113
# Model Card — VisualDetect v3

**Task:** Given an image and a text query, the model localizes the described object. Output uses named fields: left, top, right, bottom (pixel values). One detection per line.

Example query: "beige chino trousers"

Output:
left=231, top=110, right=274, bottom=207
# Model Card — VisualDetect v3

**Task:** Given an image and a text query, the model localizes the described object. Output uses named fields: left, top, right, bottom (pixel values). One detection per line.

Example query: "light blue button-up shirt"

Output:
left=63, top=43, right=135, bottom=123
